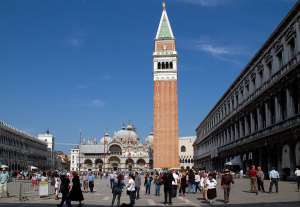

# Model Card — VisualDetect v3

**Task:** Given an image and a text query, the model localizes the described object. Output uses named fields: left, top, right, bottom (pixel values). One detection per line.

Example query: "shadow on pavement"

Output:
left=0, top=201, right=300, bottom=207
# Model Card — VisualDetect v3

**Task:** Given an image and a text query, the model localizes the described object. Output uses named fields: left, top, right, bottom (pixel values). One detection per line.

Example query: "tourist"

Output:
left=134, top=172, right=141, bottom=199
left=295, top=167, right=300, bottom=192
left=109, top=171, right=115, bottom=189
left=83, top=172, right=89, bottom=193
left=112, top=174, right=125, bottom=207
left=31, top=173, right=38, bottom=192
left=126, top=174, right=136, bottom=206
left=162, top=170, right=174, bottom=205
left=57, top=174, right=71, bottom=207
left=54, top=173, right=61, bottom=200
left=221, top=169, right=234, bottom=203
left=200, top=173, right=208, bottom=201
left=144, top=173, right=152, bottom=195
left=0, top=165, right=9, bottom=198
left=257, top=166, right=265, bottom=192
left=172, top=170, right=179, bottom=197
left=187, top=169, right=195, bottom=193
left=206, top=173, right=217, bottom=205
left=269, top=167, right=280, bottom=193
left=154, top=172, right=161, bottom=196
left=179, top=171, right=187, bottom=197
left=195, top=171, right=201, bottom=193
left=248, top=165, right=258, bottom=195
left=239, top=169, right=244, bottom=178
left=88, top=172, right=95, bottom=192
left=69, top=172, right=84, bottom=207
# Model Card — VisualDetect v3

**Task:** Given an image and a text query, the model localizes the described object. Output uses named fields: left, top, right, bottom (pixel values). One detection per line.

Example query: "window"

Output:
left=158, top=62, right=161, bottom=69
left=259, top=69, right=264, bottom=83
left=288, top=38, right=296, bottom=59
left=267, top=61, right=273, bottom=77
left=170, top=62, right=173, bottom=69
left=277, top=51, right=283, bottom=68
left=181, top=145, right=186, bottom=152
left=166, top=62, right=169, bottom=69
left=162, top=62, right=165, bottom=69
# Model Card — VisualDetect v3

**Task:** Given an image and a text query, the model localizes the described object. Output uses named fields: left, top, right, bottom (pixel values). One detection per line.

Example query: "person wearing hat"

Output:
left=0, top=165, right=9, bottom=198
left=221, top=169, right=234, bottom=203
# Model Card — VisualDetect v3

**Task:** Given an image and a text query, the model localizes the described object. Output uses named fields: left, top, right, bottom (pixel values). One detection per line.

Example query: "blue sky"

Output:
left=0, top=0, right=297, bottom=152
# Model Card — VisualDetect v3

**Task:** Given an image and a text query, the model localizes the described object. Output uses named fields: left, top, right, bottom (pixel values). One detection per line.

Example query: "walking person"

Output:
left=54, top=173, right=61, bottom=200
left=248, top=165, right=258, bottom=195
left=187, top=169, right=195, bottom=194
left=69, top=172, right=84, bottom=207
left=126, top=174, right=136, bottom=206
left=83, top=173, right=89, bottom=193
left=144, top=173, right=152, bottom=195
left=0, top=166, right=9, bottom=198
left=88, top=172, right=95, bottom=193
left=162, top=171, right=174, bottom=205
left=295, top=167, right=300, bottom=192
left=112, top=174, right=125, bottom=207
left=269, top=167, right=280, bottom=193
left=206, top=173, right=217, bottom=205
left=200, top=173, right=208, bottom=201
left=195, top=171, right=201, bottom=193
left=134, top=172, right=141, bottom=199
left=57, top=174, right=71, bottom=207
left=257, top=166, right=265, bottom=192
left=221, top=169, right=234, bottom=203
left=179, top=171, right=187, bottom=197
left=154, top=172, right=161, bottom=196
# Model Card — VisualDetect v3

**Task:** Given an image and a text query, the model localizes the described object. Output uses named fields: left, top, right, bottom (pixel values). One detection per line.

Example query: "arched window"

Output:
left=166, top=62, right=169, bottom=69
left=162, top=62, right=165, bottom=69
left=158, top=62, right=161, bottom=69
left=181, top=145, right=186, bottom=152
left=170, top=62, right=173, bottom=69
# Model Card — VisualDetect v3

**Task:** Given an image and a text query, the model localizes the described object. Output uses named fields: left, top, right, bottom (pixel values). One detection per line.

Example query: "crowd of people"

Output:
left=0, top=164, right=300, bottom=206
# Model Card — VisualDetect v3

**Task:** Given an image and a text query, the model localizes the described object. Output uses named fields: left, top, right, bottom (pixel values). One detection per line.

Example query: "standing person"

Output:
left=88, top=172, right=95, bottom=193
left=154, top=172, right=161, bottom=196
left=200, top=173, right=208, bottom=201
left=57, top=174, right=71, bottom=207
left=31, top=174, right=38, bottom=192
left=257, top=166, right=265, bottom=192
left=109, top=171, right=115, bottom=189
left=239, top=169, right=244, bottom=178
left=162, top=171, right=174, bottom=205
left=134, top=172, right=141, bottom=199
left=179, top=171, right=187, bottom=197
left=126, top=174, right=136, bottom=206
left=295, top=167, right=300, bottom=192
left=54, top=174, right=61, bottom=200
left=172, top=170, right=179, bottom=197
left=0, top=166, right=9, bottom=198
left=195, top=171, right=201, bottom=193
left=144, top=173, right=152, bottom=195
left=69, top=172, right=84, bottom=207
left=188, top=170, right=195, bottom=194
left=112, top=174, right=125, bottom=207
left=221, top=169, right=234, bottom=203
left=206, top=173, right=217, bottom=205
left=248, top=165, right=258, bottom=195
left=83, top=173, right=89, bottom=193
left=269, top=167, right=280, bottom=193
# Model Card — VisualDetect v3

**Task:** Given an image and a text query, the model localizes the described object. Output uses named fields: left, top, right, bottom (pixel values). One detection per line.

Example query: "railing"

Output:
left=7, top=179, right=55, bottom=201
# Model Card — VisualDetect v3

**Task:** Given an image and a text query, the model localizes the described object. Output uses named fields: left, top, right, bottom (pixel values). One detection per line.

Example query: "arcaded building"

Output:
left=194, top=2, right=300, bottom=179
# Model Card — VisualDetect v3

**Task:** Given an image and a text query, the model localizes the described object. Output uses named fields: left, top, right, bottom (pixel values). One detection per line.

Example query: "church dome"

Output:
left=100, top=132, right=111, bottom=144
left=113, top=124, right=139, bottom=144
left=145, top=132, right=154, bottom=146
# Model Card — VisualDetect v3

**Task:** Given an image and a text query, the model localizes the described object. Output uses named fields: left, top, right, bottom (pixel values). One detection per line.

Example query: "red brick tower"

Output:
left=153, top=1, right=179, bottom=169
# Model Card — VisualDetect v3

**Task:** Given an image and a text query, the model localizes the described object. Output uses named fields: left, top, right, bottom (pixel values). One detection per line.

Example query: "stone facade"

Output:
left=0, top=121, right=49, bottom=171
left=194, top=2, right=300, bottom=179
left=153, top=2, right=179, bottom=169
left=179, top=137, right=196, bottom=168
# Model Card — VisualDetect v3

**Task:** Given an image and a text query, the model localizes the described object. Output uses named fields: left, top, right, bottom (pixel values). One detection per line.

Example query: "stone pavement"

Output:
left=0, top=177, right=299, bottom=206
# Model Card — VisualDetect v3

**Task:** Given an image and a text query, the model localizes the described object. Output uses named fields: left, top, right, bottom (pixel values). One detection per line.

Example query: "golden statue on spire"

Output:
left=162, top=0, right=166, bottom=10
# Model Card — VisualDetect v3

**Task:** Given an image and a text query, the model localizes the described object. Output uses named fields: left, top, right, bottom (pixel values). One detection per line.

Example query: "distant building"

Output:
left=38, top=130, right=55, bottom=169
left=0, top=121, right=49, bottom=171
left=194, top=2, right=300, bottom=179
left=179, top=136, right=196, bottom=168
left=70, top=146, right=80, bottom=172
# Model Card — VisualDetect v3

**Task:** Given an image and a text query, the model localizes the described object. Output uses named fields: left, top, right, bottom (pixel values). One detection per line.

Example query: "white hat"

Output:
left=1, top=165, right=9, bottom=169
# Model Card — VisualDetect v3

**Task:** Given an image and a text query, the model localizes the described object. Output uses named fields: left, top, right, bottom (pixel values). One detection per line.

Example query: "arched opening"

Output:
left=162, top=62, right=165, bottom=69
left=181, top=145, right=186, bottom=153
left=158, top=62, right=161, bottom=69
left=84, top=159, right=93, bottom=170
left=149, top=159, right=153, bottom=169
left=136, top=159, right=146, bottom=169
left=109, top=144, right=122, bottom=155
left=166, top=62, right=169, bottom=69
left=126, top=158, right=134, bottom=171
left=109, top=156, right=121, bottom=171
left=95, top=159, right=103, bottom=171
left=170, top=62, right=173, bottom=69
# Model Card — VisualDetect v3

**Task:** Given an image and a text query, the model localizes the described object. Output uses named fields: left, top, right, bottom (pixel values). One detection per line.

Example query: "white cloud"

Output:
left=89, top=99, right=105, bottom=108
left=175, top=0, right=231, bottom=7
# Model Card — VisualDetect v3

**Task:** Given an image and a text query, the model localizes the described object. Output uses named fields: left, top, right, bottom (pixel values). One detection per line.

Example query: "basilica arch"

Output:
left=126, top=158, right=134, bottom=171
left=108, top=156, right=121, bottom=171
left=84, top=159, right=93, bottom=170
left=95, top=159, right=104, bottom=171
left=136, top=159, right=146, bottom=169
left=109, top=144, right=122, bottom=155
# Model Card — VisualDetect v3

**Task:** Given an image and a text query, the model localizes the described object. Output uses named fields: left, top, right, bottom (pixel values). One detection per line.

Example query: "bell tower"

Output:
left=153, top=0, right=179, bottom=169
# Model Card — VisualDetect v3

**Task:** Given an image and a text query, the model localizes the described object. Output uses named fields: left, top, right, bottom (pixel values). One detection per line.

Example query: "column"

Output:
left=234, top=122, right=239, bottom=140
left=295, top=22, right=300, bottom=57
left=230, top=126, right=234, bottom=142
left=282, top=40, right=288, bottom=65
left=257, top=107, right=262, bottom=130
left=265, top=102, right=271, bottom=127
left=275, top=96, right=282, bottom=123
left=244, top=116, right=249, bottom=136
left=286, top=88, right=294, bottom=118
left=239, top=119, right=243, bottom=138
left=250, top=112, right=255, bottom=133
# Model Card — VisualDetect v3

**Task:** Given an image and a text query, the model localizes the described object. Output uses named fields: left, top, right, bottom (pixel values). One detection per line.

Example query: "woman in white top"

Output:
left=206, top=174, right=217, bottom=205
left=54, top=174, right=61, bottom=200
left=200, top=173, right=208, bottom=201
left=126, top=174, right=136, bottom=206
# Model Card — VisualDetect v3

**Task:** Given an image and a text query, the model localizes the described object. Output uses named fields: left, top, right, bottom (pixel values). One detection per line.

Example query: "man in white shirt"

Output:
left=269, top=167, right=280, bottom=193
left=172, top=170, right=179, bottom=197
left=195, top=172, right=201, bottom=193
left=295, top=167, right=300, bottom=192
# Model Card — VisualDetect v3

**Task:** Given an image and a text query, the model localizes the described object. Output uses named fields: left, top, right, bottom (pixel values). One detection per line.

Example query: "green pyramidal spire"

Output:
left=156, top=1, right=174, bottom=40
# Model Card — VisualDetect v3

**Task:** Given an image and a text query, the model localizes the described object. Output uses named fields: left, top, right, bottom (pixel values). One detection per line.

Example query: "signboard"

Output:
left=39, top=181, right=48, bottom=197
